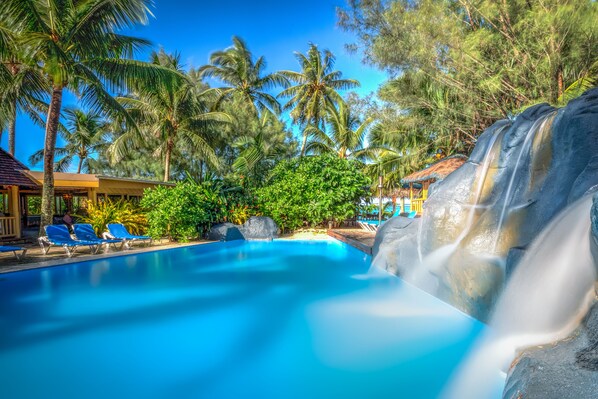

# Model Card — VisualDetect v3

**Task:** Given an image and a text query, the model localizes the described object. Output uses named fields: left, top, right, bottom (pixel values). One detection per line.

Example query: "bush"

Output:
left=256, top=155, right=371, bottom=231
left=141, top=182, right=225, bottom=242
left=79, top=200, right=147, bottom=235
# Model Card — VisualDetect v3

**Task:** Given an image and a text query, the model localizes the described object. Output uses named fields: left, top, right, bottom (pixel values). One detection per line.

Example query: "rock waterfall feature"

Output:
left=372, top=88, right=598, bottom=398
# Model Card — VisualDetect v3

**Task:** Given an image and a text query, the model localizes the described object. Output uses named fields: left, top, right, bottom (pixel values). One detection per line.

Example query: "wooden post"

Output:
left=378, top=175, right=383, bottom=225
left=88, top=188, right=98, bottom=204
left=9, top=186, right=21, bottom=238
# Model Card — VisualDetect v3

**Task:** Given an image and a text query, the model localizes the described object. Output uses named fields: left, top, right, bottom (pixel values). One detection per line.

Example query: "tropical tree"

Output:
left=304, top=101, right=373, bottom=159
left=0, top=24, right=47, bottom=155
left=199, top=36, right=287, bottom=115
left=0, top=0, right=172, bottom=231
left=232, top=110, right=297, bottom=186
left=110, top=50, right=230, bottom=182
left=278, top=44, right=360, bottom=156
left=29, top=108, right=108, bottom=173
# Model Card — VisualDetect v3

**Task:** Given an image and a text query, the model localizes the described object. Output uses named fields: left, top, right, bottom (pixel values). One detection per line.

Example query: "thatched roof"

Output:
left=400, top=154, right=468, bottom=184
left=0, top=148, right=37, bottom=187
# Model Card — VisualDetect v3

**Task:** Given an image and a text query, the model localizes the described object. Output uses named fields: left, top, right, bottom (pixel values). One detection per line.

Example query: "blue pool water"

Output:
left=0, top=240, right=491, bottom=398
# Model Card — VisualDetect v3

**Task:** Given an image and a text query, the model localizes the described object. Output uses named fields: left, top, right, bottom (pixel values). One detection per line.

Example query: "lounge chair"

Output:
left=407, top=211, right=418, bottom=218
left=39, top=225, right=99, bottom=257
left=74, top=224, right=125, bottom=251
left=105, top=224, right=152, bottom=248
left=0, top=245, right=27, bottom=260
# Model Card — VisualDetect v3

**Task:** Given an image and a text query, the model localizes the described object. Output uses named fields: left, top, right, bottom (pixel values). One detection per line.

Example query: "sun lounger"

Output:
left=39, top=225, right=99, bottom=257
left=105, top=224, right=152, bottom=248
left=74, top=224, right=125, bottom=251
left=0, top=245, right=27, bottom=260
left=407, top=211, right=418, bottom=218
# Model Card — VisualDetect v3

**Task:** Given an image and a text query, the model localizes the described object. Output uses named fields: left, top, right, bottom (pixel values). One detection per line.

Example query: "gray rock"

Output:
left=240, top=216, right=278, bottom=240
left=504, top=302, right=598, bottom=399
left=207, top=223, right=244, bottom=242
left=372, top=216, right=420, bottom=275
left=374, top=87, right=598, bottom=319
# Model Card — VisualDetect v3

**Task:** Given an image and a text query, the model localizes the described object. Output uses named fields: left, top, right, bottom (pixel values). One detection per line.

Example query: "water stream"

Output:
left=442, top=194, right=597, bottom=399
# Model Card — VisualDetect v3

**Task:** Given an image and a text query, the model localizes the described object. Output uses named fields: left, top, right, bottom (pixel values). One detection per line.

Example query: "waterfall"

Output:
left=405, top=126, right=506, bottom=293
left=441, top=194, right=597, bottom=399
left=492, top=112, right=557, bottom=253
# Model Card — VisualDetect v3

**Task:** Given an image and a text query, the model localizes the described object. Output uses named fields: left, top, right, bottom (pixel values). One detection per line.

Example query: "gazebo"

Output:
left=400, top=154, right=468, bottom=215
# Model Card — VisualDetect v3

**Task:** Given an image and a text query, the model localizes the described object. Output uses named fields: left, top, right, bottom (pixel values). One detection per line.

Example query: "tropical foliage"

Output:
left=80, top=200, right=147, bottom=236
left=257, top=155, right=371, bottom=231
left=140, top=181, right=225, bottom=242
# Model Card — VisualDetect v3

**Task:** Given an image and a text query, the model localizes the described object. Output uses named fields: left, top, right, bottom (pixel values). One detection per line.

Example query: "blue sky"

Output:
left=2, top=0, right=387, bottom=169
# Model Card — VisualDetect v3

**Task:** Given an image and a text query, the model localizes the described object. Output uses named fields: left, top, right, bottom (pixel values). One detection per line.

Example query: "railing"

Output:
left=0, top=217, right=17, bottom=238
left=411, top=198, right=425, bottom=215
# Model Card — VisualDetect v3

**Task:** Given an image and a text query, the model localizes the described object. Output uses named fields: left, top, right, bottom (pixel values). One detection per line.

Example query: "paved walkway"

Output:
left=0, top=240, right=213, bottom=274
left=327, top=228, right=376, bottom=255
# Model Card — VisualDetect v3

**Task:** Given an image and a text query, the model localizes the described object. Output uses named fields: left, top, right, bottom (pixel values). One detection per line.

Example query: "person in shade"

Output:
left=63, top=211, right=74, bottom=232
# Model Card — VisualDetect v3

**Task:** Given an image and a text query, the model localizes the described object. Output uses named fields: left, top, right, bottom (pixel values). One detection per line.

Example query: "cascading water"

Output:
left=405, top=125, right=506, bottom=294
left=491, top=112, right=557, bottom=253
left=441, top=194, right=597, bottom=399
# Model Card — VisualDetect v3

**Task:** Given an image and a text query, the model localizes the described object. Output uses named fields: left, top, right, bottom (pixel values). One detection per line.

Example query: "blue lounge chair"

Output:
left=106, top=224, right=152, bottom=248
left=39, top=225, right=99, bottom=257
left=74, top=224, right=124, bottom=251
left=407, top=211, right=418, bottom=218
left=0, top=245, right=27, bottom=260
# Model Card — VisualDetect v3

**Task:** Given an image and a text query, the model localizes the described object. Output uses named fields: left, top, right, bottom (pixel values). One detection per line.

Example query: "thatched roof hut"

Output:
left=401, top=154, right=468, bottom=185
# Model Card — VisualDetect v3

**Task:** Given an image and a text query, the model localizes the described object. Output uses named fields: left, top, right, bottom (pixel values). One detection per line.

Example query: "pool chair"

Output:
left=0, top=246, right=27, bottom=260
left=74, top=224, right=125, bottom=251
left=105, top=224, right=152, bottom=249
left=39, top=225, right=100, bottom=257
left=407, top=211, right=418, bottom=218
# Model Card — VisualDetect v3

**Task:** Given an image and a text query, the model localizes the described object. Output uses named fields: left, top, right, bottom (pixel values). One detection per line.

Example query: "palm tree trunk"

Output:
left=8, top=105, right=16, bottom=155
left=163, top=138, right=174, bottom=182
left=299, top=132, right=308, bottom=157
left=40, top=86, right=63, bottom=234
left=77, top=157, right=83, bottom=173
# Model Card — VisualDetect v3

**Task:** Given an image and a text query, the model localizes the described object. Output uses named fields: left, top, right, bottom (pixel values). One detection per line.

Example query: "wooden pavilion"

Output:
left=400, top=155, right=468, bottom=216
left=0, top=148, right=173, bottom=240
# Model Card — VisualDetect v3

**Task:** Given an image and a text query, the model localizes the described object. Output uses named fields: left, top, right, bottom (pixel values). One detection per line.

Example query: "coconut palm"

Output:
left=0, top=25, right=47, bottom=155
left=0, top=0, right=173, bottom=229
left=199, top=36, right=287, bottom=115
left=29, top=108, right=108, bottom=173
left=110, top=50, right=230, bottom=182
left=233, top=111, right=296, bottom=185
left=278, top=44, right=360, bottom=156
left=304, top=102, right=373, bottom=159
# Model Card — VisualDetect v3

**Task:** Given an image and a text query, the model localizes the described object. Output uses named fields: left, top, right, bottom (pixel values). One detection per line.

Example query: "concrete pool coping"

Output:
left=0, top=241, right=214, bottom=274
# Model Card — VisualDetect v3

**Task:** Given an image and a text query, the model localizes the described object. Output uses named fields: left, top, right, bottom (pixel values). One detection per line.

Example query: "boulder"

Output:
left=374, top=88, right=598, bottom=319
left=240, top=216, right=278, bottom=240
left=503, top=302, right=598, bottom=399
left=207, top=223, right=244, bottom=242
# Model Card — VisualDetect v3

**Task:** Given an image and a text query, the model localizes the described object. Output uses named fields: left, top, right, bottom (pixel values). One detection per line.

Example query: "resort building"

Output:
left=400, top=155, right=467, bottom=216
left=0, top=148, right=173, bottom=239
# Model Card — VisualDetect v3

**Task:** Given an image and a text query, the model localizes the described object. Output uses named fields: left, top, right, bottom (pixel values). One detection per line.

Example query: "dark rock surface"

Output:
left=503, top=301, right=598, bottom=399
left=207, top=223, right=244, bottom=241
left=374, top=88, right=598, bottom=319
left=240, top=216, right=278, bottom=240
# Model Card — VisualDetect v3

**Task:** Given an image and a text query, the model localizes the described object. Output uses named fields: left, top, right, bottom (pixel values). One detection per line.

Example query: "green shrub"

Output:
left=256, top=155, right=371, bottom=231
left=79, top=200, right=147, bottom=235
left=141, top=182, right=225, bottom=242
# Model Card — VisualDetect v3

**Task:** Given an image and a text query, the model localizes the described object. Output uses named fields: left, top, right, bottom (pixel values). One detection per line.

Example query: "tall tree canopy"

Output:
left=339, top=0, right=598, bottom=155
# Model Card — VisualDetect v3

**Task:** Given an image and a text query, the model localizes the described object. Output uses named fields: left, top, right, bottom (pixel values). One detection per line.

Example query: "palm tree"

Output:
left=304, top=102, right=373, bottom=159
left=0, top=0, right=172, bottom=229
left=110, top=50, right=230, bottom=182
left=278, top=44, right=360, bottom=156
left=233, top=111, right=296, bottom=185
left=29, top=108, right=108, bottom=173
left=0, top=23, right=47, bottom=155
left=199, top=36, right=287, bottom=115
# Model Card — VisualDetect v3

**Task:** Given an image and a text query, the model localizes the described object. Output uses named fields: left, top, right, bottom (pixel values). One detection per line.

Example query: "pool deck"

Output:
left=327, top=228, right=375, bottom=255
left=0, top=240, right=214, bottom=274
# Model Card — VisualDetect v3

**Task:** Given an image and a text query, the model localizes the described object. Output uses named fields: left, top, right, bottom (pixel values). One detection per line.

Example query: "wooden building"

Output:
left=400, top=155, right=468, bottom=216
left=0, top=148, right=173, bottom=239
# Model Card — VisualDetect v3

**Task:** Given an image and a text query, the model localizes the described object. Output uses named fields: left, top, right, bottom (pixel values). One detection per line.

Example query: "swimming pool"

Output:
left=0, top=240, right=496, bottom=398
